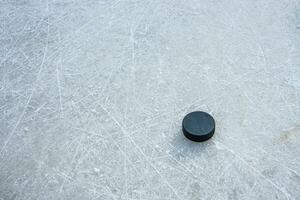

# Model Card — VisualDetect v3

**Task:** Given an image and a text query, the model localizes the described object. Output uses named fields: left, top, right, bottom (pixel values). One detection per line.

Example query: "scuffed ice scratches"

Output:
left=0, top=0, right=300, bottom=200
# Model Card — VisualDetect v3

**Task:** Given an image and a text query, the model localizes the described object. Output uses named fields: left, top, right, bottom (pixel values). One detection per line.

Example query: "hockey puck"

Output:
left=182, top=111, right=215, bottom=142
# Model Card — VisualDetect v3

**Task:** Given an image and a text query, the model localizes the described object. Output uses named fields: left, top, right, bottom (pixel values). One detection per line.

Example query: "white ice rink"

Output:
left=1, top=0, right=300, bottom=199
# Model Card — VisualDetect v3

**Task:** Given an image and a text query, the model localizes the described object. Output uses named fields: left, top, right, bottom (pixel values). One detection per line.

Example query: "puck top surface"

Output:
left=182, top=111, right=215, bottom=142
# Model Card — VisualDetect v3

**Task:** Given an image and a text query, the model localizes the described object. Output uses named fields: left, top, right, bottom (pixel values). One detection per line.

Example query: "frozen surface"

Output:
left=1, top=0, right=300, bottom=199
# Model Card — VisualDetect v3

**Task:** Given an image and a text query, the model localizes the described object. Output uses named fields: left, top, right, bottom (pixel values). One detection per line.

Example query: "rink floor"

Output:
left=1, top=1, right=300, bottom=199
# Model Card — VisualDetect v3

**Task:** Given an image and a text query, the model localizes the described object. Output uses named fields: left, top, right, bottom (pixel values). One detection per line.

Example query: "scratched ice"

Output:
left=1, top=0, right=300, bottom=200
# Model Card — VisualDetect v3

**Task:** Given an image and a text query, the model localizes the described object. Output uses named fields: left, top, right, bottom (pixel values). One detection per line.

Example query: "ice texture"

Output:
left=0, top=0, right=300, bottom=199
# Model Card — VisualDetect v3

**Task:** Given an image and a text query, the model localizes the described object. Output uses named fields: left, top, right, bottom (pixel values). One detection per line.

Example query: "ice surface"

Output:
left=0, top=0, right=300, bottom=199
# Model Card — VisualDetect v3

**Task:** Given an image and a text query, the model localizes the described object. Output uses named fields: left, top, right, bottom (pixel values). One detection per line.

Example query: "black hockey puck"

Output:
left=182, top=111, right=215, bottom=142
